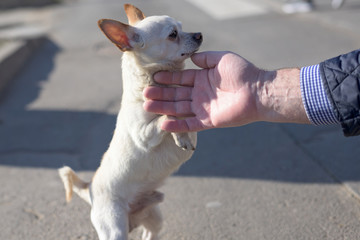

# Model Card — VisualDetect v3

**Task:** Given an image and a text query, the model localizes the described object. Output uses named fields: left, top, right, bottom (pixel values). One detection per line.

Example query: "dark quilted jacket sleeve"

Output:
left=319, top=49, right=360, bottom=136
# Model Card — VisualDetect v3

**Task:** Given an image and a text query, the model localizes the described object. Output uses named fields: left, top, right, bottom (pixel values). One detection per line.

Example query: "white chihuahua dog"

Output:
left=59, top=4, right=202, bottom=240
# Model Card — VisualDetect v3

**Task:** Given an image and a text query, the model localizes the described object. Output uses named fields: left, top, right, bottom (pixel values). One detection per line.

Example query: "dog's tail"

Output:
left=58, top=166, right=91, bottom=205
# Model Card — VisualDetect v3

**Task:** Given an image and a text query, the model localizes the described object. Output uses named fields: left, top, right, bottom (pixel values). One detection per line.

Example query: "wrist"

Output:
left=256, top=68, right=310, bottom=124
left=255, top=69, right=277, bottom=122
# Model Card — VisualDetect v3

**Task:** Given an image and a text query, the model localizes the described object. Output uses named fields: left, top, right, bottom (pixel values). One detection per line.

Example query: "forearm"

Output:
left=256, top=68, right=311, bottom=124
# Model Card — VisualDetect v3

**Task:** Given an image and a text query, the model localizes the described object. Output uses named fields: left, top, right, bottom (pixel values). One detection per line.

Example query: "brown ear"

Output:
left=98, top=19, right=134, bottom=51
left=124, top=4, right=146, bottom=26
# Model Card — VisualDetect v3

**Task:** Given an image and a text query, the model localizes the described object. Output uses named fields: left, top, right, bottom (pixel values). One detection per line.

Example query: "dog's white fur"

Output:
left=59, top=4, right=202, bottom=240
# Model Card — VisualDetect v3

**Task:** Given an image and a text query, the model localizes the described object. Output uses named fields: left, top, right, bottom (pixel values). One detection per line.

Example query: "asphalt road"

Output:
left=1, top=0, right=360, bottom=239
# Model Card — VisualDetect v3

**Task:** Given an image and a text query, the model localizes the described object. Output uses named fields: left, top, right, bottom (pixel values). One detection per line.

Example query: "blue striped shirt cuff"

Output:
left=300, top=64, right=339, bottom=125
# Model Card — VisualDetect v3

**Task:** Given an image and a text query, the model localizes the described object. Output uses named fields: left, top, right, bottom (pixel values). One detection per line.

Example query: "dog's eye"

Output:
left=168, top=30, right=178, bottom=39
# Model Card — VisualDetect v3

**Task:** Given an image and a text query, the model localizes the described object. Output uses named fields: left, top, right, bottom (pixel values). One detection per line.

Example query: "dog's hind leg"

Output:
left=140, top=205, right=162, bottom=240
left=91, top=197, right=129, bottom=240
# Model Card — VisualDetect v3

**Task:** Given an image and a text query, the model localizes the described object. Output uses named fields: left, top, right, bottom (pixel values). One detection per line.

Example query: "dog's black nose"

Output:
left=192, top=32, right=203, bottom=44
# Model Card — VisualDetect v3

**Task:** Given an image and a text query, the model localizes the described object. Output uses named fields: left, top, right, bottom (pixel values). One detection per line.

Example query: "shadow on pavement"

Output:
left=0, top=37, right=116, bottom=171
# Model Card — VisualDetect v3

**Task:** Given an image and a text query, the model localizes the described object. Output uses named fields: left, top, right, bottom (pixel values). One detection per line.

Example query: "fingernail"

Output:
left=142, top=88, right=148, bottom=98
left=154, top=71, right=166, bottom=83
left=153, top=72, right=160, bottom=82
left=143, top=101, right=149, bottom=110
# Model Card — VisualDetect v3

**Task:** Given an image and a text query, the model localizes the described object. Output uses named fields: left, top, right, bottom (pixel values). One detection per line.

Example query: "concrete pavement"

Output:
left=1, top=0, right=360, bottom=239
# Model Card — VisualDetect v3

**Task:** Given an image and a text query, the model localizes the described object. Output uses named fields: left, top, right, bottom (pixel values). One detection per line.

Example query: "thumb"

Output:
left=191, top=51, right=229, bottom=69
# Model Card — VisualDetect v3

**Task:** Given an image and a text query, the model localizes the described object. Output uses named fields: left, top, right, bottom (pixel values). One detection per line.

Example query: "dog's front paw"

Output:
left=172, top=133, right=195, bottom=151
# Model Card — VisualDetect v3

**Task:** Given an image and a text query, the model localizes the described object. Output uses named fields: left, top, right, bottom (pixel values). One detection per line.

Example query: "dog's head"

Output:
left=98, top=4, right=202, bottom=68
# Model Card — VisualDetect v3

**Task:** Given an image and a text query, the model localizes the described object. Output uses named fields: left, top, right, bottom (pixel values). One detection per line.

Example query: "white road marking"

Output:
left=185, top=0, right=269, bottom=20
left=206, top=201, right=222, bottom=208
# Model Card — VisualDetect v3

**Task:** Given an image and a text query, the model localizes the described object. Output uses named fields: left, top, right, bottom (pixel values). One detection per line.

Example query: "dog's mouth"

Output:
left=181, top=49, right=199, bottom=57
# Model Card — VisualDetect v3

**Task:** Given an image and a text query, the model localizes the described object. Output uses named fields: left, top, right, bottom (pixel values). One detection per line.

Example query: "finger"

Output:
left=143, top=100, right=193, bottom=117
left=143, top=86, right=192, bottom=101
left=191, top=51, right=228, bottom=69
left=154, top=69, right=197, bottom=86
left=161, top=117, right=206, bottom=133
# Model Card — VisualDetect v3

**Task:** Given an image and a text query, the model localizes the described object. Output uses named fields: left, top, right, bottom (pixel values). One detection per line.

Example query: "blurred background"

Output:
left=0, top=0, right=360, bottom=239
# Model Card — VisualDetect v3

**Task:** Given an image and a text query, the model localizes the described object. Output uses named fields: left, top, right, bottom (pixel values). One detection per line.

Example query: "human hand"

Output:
left=143, top=51, right=265, bottom=132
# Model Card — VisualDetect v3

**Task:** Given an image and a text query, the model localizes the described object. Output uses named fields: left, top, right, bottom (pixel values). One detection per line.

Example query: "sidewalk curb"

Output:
left=0, top=36, right=46, bottom=94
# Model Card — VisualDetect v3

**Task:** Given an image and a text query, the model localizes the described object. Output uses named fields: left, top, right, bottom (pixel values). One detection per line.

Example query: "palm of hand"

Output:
left=190, top=53, right=259, bottom=130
